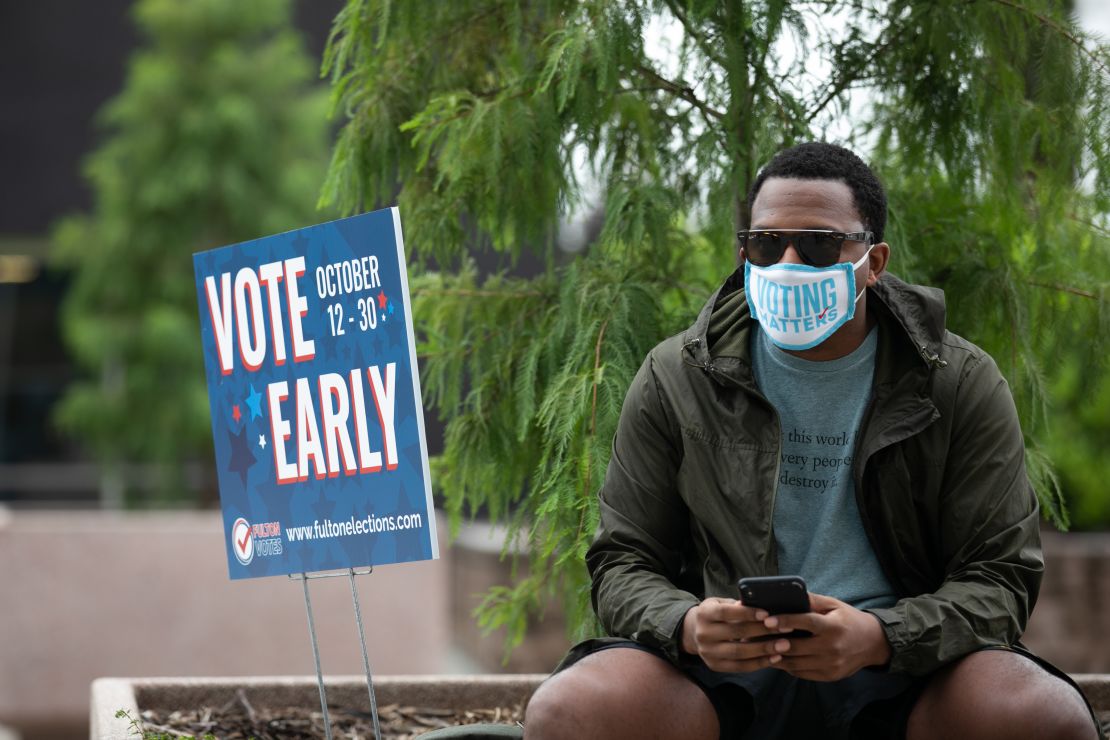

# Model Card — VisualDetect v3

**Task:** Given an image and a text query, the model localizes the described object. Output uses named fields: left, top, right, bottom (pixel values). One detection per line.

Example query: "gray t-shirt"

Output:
left=751, top=325, right=897, bottom=610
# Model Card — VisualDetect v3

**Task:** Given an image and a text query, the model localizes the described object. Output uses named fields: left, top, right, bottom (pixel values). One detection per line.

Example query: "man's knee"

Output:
left=523, top=647, right=718, bottom=740
left=908, top=650, right=1097, bottom=740
left=524, top=665, right=614, bottom=740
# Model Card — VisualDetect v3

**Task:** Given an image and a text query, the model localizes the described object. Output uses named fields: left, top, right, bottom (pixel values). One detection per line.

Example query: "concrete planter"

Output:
left=91, top=675, right=545, bottom=740
left=91, top=674, right=1110, bottom=739
left=5, top=512, right=1108, bottom=736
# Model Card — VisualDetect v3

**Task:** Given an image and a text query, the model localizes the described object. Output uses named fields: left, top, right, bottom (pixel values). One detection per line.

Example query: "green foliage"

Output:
left=1044, top=357, right=1110, bottom=529
left=322, top=0, right=1110, bottom=650
left=53, top=0, right=332, bottom=504
left=114, top=709, right=218, bottom=740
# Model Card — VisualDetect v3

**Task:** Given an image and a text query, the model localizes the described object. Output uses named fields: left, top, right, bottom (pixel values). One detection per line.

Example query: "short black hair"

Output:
left=747, top=142, right=887, bottom=243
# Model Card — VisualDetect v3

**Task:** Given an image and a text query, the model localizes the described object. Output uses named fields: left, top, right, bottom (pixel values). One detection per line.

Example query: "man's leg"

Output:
left=523, top=647, right=720, bottom=740
left=906, top=649, right=1099, bottom=740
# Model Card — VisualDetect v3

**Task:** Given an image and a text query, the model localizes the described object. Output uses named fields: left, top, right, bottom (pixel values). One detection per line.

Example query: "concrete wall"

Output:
left=0, top=509, right=454, bottom=739
left=1, top=510, right=1106, bottom=739
left=448, top=525, right=1110, bottom=676
left=1022, top=531, right=1110, bottom=674
left=449, top=521, right=571, bottom=674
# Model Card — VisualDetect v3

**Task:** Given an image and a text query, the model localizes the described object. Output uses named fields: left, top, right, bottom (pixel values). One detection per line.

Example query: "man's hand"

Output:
left=761, top=593, right=892, bottom=681
left=680, top=598, right=793, bottom=673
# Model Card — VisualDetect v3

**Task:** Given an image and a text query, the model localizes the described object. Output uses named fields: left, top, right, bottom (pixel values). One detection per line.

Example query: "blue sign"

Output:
left=193, top=208, right=438, bottom=579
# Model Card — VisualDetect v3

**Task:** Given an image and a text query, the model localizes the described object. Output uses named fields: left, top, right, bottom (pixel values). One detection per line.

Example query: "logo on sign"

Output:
left=231, top=517, right=254, bottom=565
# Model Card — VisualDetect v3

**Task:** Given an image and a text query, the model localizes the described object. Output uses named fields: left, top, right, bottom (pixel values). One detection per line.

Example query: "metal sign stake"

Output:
left=348, top=567, right=382, bottom=740
left=291, top=568, right=379, bottom=739
left=299, top=573, right=334, bottom=740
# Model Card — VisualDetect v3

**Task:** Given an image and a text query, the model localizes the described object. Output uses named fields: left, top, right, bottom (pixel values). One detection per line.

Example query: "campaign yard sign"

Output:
left=193, top=208, right=438, bottom=579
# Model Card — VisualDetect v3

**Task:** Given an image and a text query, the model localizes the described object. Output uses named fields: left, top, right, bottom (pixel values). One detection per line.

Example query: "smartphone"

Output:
left=737, top=575, right=810, bottom=614
left=737, top=575, right=812, bottom=639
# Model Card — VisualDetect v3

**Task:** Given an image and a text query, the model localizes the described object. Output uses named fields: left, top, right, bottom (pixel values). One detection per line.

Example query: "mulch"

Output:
left=139, top=699, right=1110, bottom=738
left=139, top=691, right=524, bottom=739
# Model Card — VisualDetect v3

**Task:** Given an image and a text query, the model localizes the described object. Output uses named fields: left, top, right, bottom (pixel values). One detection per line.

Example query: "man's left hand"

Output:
left=761, top=592, right=892, bottom=682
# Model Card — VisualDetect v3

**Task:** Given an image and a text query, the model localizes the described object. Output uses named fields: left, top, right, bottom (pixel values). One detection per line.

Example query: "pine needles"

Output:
left=321, top=0, right=1110, bottom=652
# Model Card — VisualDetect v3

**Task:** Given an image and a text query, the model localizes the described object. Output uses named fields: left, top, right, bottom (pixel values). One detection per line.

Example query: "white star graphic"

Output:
left=258, top=434, right=267, bottom=449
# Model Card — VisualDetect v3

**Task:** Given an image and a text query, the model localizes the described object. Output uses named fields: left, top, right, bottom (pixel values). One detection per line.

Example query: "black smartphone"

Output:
left=737, top=575, right=812, bottom=639
left=737, top=575, right=810, bottom=614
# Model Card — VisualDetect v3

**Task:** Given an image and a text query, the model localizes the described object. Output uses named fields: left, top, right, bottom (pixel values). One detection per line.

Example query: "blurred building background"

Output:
left=0, top=0, right=341, bottom=508
left=0, top=4, right=563, bottom=738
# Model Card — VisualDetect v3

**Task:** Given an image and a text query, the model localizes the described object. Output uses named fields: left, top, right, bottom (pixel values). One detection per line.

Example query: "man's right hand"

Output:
left=680, top=598, right=792, bottom=672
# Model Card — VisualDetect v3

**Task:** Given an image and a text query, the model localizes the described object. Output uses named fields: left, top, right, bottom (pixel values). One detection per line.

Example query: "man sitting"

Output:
left=524, top=142, right=1101, bottom=739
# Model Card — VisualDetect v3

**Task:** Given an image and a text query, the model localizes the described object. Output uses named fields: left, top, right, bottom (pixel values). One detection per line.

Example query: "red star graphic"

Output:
left=232, top=405, right=241, bottom=423
left=377, top=290, right=387, bottom=310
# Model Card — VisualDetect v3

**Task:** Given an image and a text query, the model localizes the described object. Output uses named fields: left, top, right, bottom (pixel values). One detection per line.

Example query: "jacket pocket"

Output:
left=868, top=443, right=942, bottom=590
left=677, top=428, right=777, bottom=579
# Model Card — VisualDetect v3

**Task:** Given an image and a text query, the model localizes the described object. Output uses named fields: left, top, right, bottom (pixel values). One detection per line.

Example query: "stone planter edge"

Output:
left=93, top=673, right=1109, bottom=740
left=91, top=674, right=548, bottom=740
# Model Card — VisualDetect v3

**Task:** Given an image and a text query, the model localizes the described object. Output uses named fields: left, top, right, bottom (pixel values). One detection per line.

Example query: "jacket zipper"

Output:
left=851, top=391, right=898, bottom=592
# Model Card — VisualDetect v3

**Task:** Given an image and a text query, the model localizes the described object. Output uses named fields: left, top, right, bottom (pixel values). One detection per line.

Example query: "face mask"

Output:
left=743, top=245, right=873, bottom=351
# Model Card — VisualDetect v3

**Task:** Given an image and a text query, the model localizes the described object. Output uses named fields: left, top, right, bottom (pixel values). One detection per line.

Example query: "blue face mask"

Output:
left=743, top=245, right=873, bottom=351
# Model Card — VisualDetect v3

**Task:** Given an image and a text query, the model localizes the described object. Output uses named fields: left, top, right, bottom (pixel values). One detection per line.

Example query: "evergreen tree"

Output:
left=321, top=0, right=1110, bottom=647
left=53, top=0, right=332, bottom=506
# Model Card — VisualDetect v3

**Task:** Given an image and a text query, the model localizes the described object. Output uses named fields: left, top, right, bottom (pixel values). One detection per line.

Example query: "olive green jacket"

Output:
left=586, top=270, right=1043, bottom=676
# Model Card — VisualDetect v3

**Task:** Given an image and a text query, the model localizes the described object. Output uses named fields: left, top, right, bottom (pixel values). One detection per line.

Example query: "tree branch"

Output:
left=749, top=65, right=808, bottom=138
left=661, top=0, right=728, bottom=68
left=405, top=84, right=536, bottom=132
left=983, top=0, right=1110, bottom=79
left=1068, top=214, right=1110, bottom=237
left=579, top=317, right=609, bottom=538
left=805, top=31, right=904, bottom=124
left=626, top=89, right=730, bottom=151
left=635, top=64, right=727, bottom=121
left=1026, top=280, right=1099, bottom=300
left=412, top=288, right=544, bottom=298
left=399, top=1, right=517, bottom=77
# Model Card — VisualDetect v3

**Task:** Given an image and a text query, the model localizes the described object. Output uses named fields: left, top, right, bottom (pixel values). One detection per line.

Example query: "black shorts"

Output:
left=556, top=639, right=1103, bottom=740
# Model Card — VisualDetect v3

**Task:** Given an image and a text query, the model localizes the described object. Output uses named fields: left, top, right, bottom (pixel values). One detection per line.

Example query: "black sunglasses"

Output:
left=737, top=229, right=873, bottom=267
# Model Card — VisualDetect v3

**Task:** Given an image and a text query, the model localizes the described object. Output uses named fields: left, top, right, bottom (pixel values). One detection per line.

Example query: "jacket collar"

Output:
left=681, top=268, right=949, bottom=377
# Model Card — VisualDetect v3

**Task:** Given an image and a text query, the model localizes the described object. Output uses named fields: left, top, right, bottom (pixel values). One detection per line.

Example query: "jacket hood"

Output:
left=681, top=268, right=949, bottom=373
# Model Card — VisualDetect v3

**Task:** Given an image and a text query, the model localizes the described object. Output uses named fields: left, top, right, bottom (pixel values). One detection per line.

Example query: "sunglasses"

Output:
left=737, top=229, right=873, bottom=267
